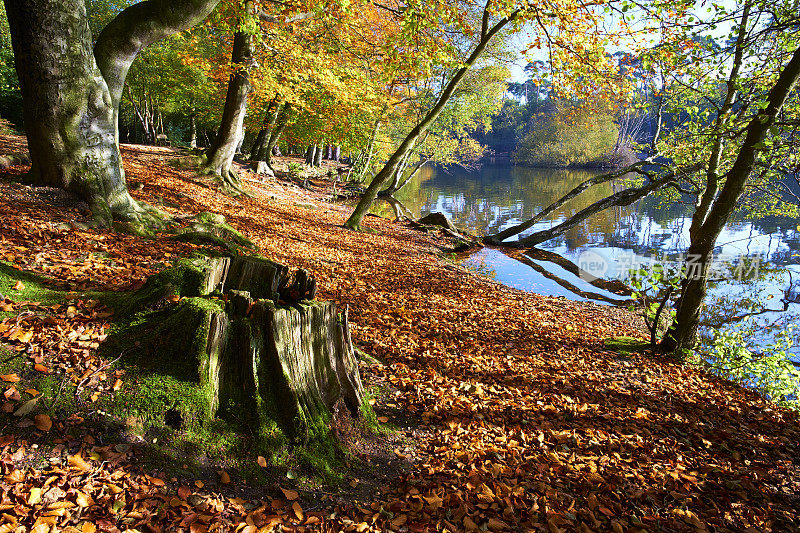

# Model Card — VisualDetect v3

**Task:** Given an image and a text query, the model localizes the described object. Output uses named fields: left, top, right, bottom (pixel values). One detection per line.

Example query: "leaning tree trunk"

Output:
left=123, top=253, right=366, bottom=443
left=661, top=43, right=800, bottom=354
left=357, top=117, right=382, bottom=182
left=484, top=162, right=652, bottom=244
left=201, top=16, right=254, bottom=191
left=517, top=175, right=677, bottom=247
left=3, top=0, right=220, bottom=227
left=345, top=7, right=517, bottom=230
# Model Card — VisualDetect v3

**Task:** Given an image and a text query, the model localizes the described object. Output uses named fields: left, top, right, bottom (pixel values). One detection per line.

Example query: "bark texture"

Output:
left=201, top=25, right=254, bottom=190
left=3, top=0, right=220, bottom=225
left=125, top=254, right=365, bottom=443
left=662, top=44, right=800, bottom=354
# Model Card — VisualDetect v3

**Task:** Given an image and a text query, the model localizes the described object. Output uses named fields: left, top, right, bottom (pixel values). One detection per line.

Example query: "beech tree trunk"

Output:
left=189, top=108, right=198, bottom=149
left=201, top=7, right=254, bottom=190
left=305, top=145, right=316, bottom=166
left=251, top=97, right=279, bottom=161
left=314, top=141, right=324, bottom=167
left=264, top=103, right=292, bottom=169
left=3, top=0, right=220, bottom=226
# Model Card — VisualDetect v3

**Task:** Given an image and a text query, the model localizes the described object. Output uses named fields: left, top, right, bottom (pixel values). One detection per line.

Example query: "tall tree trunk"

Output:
left=305, top=145, right=316, bottom=166
left=252, top=97, right=280, bottom=161
left=314, top=141, right=324, bottom=167
left=661, top=43, right=800, bottom=354
left=264, top=103, right=292, bottom=170
left=345, top=5, right=518, bottom=230
left=189, top=106, right=197, bottom=149
left=3, top=0, right=220, bottom=226
left=201, top=6, right=254, bottom=192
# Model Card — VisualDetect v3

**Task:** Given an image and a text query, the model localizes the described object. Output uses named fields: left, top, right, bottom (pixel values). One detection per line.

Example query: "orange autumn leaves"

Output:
left=0, top=138, right=796, bottom=530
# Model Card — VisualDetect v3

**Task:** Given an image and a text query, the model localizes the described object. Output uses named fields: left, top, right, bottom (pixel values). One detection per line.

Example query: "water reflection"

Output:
left=372, top=164, right=800, bottom=353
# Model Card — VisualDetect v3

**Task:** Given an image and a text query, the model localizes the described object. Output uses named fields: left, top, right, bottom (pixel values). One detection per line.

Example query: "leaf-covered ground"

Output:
left=0, top=136, right=799, bottom=532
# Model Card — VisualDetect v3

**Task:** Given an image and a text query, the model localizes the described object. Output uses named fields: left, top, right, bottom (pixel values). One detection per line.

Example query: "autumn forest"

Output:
left=0, top=0, right=799, bottom=531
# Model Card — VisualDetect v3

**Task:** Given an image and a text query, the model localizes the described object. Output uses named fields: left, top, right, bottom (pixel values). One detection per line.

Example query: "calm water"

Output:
left=373, top=164, right=800, bottom=353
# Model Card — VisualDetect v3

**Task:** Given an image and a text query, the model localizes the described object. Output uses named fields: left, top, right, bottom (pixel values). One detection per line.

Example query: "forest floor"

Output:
left=0, top=137, right=798, bottom=532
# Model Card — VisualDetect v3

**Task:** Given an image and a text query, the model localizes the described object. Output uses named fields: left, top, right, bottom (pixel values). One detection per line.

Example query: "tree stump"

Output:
left=115, top=254, right=365, bottom=443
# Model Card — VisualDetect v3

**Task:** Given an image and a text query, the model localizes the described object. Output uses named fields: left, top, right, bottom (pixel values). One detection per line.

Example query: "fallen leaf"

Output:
left=68, top=453, right=92, bottom=472
left=292, top=501, right=303, bottom=521
left=13, top=398, right=38, bottom=417
left=280, top=487, right=299, bottom=500
left=34, top=413, right=52, bottom=431
left=257, top=455, right=267, bottom=468
left=12, top=281, right=23, bottom=290
left=28, top=487, right=42, bottom=505
left=0, top=374, right=20, bottom=383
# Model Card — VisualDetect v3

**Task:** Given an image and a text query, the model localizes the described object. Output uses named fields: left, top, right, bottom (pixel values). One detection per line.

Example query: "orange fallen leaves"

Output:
left=0, top=139, right=796, bottom=532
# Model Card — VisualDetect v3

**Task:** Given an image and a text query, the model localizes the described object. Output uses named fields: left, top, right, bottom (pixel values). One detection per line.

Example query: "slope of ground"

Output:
left=0, top=136, right=798, bottom=532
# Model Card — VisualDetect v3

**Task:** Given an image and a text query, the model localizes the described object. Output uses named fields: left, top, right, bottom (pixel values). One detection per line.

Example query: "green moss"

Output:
left=358, top=392, right=380, bottom=433
left=195, top=212, right=226, bottom=225
left=0, top=262, right=63, bottom=309
left=0, top=258, right=360, bottom=487
left=112, top=220, right=155, bottom=237
left=102, top=257, right=220, bottom=317
left=172, top=231, right=235, bottom=252
left=604, top=336, right=650, bottom=355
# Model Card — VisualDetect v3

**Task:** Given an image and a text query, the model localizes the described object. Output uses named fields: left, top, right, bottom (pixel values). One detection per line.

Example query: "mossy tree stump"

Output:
left=118, top=255, right=365, bottom=444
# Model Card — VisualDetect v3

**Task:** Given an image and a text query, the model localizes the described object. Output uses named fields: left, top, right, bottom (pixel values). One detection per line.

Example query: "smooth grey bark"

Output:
left=189, top=107, right=198, bottom=148
left=3, top=0, right=219, bottom=226
left=345, top=4, right=518, bottom=230
left=201, top=4, right=255, bottom=190
left=313, top=140, right=324, bottom=167
left=662, top=43, right=800, bottom=354
left=305, top=145, right=317, bottom=166
left=252, top=97, right=280, bottom=161
left=264, top=103, right=292, bottom=169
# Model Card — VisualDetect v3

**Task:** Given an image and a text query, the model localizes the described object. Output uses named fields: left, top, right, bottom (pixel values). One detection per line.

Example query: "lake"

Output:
left=372, top=164, right=800, bottom=355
